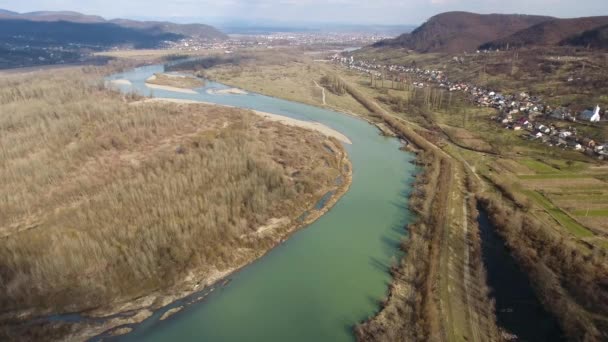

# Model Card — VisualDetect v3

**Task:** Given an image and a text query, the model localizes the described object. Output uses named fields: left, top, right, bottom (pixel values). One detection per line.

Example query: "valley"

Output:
left=1, top=4, right=607, bottom=342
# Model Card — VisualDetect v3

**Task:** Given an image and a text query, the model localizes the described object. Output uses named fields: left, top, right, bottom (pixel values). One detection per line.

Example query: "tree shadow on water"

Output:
left=369, top=256, right=389, bottom=273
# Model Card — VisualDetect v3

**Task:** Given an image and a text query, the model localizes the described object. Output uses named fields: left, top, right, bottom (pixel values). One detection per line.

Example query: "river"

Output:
left=104, top=64, right=417, bottom=341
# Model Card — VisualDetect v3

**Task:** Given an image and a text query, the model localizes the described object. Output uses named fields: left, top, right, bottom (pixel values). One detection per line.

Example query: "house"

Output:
left=516, top=117, right=529, bottom=126
left=579, top=106, right=601, bottom=122
left=567, top=140, right=582, bottom=150
left=536, top=124, right=550, bottom=134
left=581, top=138, right=596, bottom=148
left=549, top=108, right=568, bottom=120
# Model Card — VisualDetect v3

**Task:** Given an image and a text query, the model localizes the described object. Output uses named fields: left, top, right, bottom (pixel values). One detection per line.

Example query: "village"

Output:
left=165, top=32, right=392, bottom=53
left=332, top=53, right=608, bottom=160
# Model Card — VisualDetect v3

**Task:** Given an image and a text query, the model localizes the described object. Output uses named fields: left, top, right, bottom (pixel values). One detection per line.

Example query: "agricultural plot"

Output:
left=522, top=190, right=594, bottom=238
left=515, top=158, right=608, bottom=237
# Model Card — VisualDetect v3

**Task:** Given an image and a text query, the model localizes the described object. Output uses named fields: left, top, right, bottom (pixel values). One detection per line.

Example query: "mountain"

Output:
left=0, top=19, right=181, bottom=48
left=0, top=9, right=17, bottom=15
left=481, top=16, right=608, bottom=50
left=0, top=9, right=227, bottom=40
left=373, top=12, right=553, bottom=53
left=560, top=24, right=608, bottom=49
left=109, top=19, right=227, bottom=40
left=18, top=10, right=106, bottom=23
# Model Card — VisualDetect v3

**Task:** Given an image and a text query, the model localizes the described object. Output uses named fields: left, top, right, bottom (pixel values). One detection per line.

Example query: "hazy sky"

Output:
left=1, top=0, right=607, bottom=25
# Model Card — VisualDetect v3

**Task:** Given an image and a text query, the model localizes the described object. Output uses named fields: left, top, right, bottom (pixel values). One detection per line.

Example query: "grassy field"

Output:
left=0, top=67, right=348, bottom=339
left=146, top=73, right=205, bottom=88
left=572, top=209, right=608, bottom=217
left=204, top=58, right=371, bottom=118
left=94, top=49, right=221, bottom=62
left=522, top=190, right=595, bottom=237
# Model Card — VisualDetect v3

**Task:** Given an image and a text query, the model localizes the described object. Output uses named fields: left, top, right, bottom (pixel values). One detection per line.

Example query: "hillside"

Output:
left=561, top=24, right=608, bottom=49
left=0, top=9, right=227, bottom=40
left=110, top=18, right=227, bottom=40
left=373, top=12, right=552, bottom=53
left=0, top=9, right=17, bottom=15
left=482, top=16, right=608, bottom=50
left=0, top=19, right=181, bottom=48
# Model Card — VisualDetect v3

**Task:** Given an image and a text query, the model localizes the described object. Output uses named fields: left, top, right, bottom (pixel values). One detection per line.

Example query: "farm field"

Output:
left=511, top=158, right=608, bottom=236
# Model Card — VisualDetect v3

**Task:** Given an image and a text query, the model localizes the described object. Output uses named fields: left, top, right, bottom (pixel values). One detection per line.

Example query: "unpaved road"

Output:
left=313, top=80, right=327, bottom=105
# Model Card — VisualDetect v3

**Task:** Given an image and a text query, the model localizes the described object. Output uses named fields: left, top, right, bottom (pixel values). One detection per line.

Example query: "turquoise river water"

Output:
left=104, top=64, right=417, bottom=342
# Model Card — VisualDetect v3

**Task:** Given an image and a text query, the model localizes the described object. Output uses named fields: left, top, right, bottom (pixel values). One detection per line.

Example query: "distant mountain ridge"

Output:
left=373, top=12, right=553, bottom=53
left=373, top=12, right=608, bottom=53
left=0, top=8, right=227, bottom=40
left=0, top=19, right=182, bottom=49
left=481, top=16, right=608, bottom=50
left=109, top=18, right=228, bottom=40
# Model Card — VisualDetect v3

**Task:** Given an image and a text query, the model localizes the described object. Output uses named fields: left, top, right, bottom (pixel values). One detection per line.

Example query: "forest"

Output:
left=0, top=67, right=345, bottom=339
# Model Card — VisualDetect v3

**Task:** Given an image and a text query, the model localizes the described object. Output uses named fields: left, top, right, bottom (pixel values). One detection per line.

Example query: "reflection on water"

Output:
left=478, top=206, right=566, bottom=342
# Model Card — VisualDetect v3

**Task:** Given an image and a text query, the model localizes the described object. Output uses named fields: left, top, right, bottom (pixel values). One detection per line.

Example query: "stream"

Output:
left=477, top=205, right=566, bottom=341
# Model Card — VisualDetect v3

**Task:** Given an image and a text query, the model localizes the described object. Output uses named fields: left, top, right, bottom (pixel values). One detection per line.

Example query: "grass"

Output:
left=519, top=159, right=560, bottom=174
left=147, top=73, right=205, bottom=88
left=205, top=58, right=371, bottom=117
left=518, top=174, right=592, bottom=180
left=0, top=67, right=344, bottom=319
left=522, top=190, right=594, bottom=237
left=572, top=209, right=608, bottom=217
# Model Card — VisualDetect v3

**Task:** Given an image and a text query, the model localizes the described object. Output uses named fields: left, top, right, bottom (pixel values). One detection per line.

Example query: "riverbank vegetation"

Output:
left=0, top=67, right=348, bottom=340
left=355, top=150, right=448, bottom=341
left=479, top=195, right=608, bottom=340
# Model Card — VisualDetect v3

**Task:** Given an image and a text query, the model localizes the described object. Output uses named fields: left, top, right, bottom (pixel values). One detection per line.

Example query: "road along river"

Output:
left=105, top=64, right=418, bottom=342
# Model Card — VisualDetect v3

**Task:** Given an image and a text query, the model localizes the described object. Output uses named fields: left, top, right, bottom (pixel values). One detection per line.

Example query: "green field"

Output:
left=523, top=190, right=595, bottom=238
left=572, top=209, right=608, bottom=217
left=519, top=159, right=560, bottom=173
left=518, top=174, right=591, bottom=180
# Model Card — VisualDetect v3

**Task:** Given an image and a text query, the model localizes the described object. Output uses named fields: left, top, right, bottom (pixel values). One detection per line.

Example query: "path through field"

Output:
left=313, top=80, right=327, bottom=105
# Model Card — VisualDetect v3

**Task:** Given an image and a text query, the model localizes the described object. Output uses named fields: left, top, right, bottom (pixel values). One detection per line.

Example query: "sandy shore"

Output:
left=145, top=75, right=199, bottom=94
left=206, top=88, right=248, bottom=95
left=135, top=98, right=353, bottom=144
left=109, top=79, right=132, bottom=86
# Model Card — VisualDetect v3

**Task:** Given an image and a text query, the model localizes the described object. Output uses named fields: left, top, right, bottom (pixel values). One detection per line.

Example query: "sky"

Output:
left=1, top=0, right=607, bottom=25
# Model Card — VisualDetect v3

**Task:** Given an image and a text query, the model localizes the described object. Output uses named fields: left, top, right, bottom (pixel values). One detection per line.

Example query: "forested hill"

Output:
left=373, top=12, right=553, bottom=53
left=481, top=16, right=608, bottom=50
left=0, top=9, right=228, bottom=41
left=0, top=19, right=182, bottom=49
left=561, top=24, right=608, bottom=49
